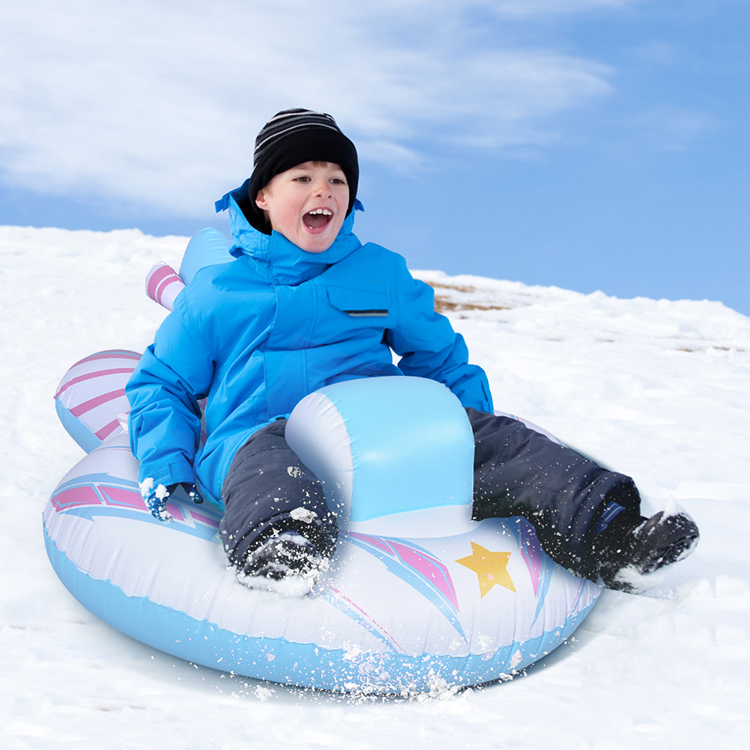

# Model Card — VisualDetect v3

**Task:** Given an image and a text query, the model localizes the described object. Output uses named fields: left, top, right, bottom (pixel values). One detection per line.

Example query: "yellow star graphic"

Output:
left=456, top=542, right=516, bottom=598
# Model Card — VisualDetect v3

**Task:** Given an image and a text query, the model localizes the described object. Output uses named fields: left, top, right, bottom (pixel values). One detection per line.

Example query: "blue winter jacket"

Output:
left=126, top=194, right=493, bottom=507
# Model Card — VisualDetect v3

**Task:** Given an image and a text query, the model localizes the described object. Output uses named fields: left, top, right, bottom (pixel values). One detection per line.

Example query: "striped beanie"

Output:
left=245, top=108, right=359, bottom=232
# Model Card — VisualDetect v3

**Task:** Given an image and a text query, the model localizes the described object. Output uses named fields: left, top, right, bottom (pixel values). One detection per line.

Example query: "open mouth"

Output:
left=303, top=208, right=333, bottom=231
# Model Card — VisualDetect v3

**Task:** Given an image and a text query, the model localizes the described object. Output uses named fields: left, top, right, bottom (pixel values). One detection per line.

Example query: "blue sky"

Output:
left=2, top=0, right=748, bottom=314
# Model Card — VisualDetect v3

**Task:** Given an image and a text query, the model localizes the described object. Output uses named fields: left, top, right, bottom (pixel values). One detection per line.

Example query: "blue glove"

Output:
left=180, top=482, right=204, bottom=506
left=140, top=479, right=204, bottom=523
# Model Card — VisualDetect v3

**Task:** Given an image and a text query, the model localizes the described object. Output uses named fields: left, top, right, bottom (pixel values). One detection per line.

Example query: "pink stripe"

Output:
left=165, top=501, right=186, bottom=522
left=55, top=367, right=136, bottom=399
left=191, top=511, right=220, bottom=529
left=327, top=586, right=405, bottom=653
left=392, top=542, right=459, bottom=609
left=70, top=388, right=126, bottom=417
left=348, top=531, right=394, bottom=556
left=519, top=523, right=543, bottom=597
left=95, top=418, right=123, bottom=440
left=50, top=485, right=104, bottom=511
left=147, top=265, right=177, bottom=300
left=74, top=350, right=141, bottom=366
left=101, top=485, right=145, bottom=511
left=155, top=275, right=181, bottom=302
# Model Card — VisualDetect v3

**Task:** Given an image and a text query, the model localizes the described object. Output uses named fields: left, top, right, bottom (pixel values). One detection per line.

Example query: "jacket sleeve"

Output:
left=126, top=292, right=215, bottom=489
left=385, top=256, right=494, bottom=413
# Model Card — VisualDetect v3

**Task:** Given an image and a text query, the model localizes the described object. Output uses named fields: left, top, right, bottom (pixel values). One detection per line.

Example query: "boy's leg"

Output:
left=467, top=408, right=699, bottom=590
left=467, top=409, right=642, bottom=573
left=219, top=420, right=338, bottom=576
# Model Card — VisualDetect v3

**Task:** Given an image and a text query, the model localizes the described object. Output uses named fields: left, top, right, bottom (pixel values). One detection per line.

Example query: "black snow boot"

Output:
left=590, top=510, right=700, bottom=592
left=240, top=530, right=324, bottom=590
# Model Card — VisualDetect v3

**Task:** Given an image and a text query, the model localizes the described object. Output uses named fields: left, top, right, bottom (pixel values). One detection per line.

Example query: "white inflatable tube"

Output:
left=46, top=351, right=601, bottom=694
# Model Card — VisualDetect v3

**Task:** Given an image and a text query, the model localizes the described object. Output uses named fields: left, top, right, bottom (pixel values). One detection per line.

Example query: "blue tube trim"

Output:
left=55, top=400, right=101, bottom=454
left=44, top=523, right=597, bottom=694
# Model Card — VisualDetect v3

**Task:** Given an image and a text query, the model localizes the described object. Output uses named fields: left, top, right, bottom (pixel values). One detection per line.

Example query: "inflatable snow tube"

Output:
left=46, top=351, right=602, bottom=694
left=45, top=227, right=602, bottom=693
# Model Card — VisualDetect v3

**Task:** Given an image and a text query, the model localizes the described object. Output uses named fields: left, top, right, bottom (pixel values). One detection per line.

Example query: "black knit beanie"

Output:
left=244, top=108, right=359, bottom=233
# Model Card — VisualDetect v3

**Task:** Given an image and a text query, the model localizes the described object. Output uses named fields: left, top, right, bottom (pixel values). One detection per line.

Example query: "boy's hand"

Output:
left=140, top=479, right=204, bottom=523
left=180, top=482, right=204, bottom=505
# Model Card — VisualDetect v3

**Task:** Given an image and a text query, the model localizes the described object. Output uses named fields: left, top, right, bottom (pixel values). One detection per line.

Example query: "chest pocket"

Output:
left=326, top=285, right=390, bottom=318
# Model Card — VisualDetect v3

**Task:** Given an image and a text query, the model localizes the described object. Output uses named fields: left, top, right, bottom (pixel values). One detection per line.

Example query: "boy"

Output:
left=126, top=108, right=699, bottom=593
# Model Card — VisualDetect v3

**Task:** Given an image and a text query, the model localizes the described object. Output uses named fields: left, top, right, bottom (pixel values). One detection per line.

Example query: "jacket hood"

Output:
left=215, top=186, right=364, bottom=284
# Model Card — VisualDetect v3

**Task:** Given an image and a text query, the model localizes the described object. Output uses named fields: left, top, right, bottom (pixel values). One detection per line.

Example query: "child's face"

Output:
left=254, top=161, right=350, bottom=253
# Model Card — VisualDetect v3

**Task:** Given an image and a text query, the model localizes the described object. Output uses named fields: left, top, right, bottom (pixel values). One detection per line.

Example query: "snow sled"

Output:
left=44, top=230, right=602, bottom=695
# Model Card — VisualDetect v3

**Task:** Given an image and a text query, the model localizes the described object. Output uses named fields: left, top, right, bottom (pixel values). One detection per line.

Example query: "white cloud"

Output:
left=629, top=40, right=682, bottom=66
left=0, top=0, right=623, bottom=216
left=478, top=0, right=639, bottom=16
left=632, top=106, right=720, bottom=151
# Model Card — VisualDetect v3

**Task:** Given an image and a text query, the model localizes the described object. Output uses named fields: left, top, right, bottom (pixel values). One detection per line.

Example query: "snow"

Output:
left=2, top=225, right=749, bottom=749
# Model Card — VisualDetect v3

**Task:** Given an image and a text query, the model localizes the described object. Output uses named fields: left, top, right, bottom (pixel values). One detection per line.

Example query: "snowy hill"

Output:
left=2, top=226, right=749, bottom=749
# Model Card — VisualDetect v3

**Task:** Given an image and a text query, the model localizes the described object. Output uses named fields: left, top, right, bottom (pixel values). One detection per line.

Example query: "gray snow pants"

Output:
left=219, top=410, right=641, bottom=573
